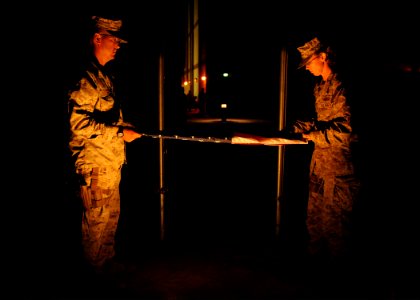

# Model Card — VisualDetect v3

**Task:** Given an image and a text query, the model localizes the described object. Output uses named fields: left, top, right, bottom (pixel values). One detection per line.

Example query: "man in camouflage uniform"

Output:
left=68, top=16, right=141, bottom=273
left=293, top=37, right=360, bottom=264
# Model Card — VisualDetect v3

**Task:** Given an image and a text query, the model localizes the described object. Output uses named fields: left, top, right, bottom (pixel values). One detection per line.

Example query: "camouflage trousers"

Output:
left=77, top=166, right=122, bottom=267
left=306, top=172, right=360, bottom=259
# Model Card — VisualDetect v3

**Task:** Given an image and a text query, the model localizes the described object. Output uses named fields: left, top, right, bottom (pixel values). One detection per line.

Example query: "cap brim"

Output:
left=104, top=30, right=128, bottom=44
left=297, top=55, right=314, bottom=69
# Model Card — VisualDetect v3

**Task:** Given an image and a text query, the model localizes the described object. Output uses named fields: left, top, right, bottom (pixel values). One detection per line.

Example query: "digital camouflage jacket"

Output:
left=68, top=57, right=126, bottom=174
left=292, top=72, right=356, bottom=177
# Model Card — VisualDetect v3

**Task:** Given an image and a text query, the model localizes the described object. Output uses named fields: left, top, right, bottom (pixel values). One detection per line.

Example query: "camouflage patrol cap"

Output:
left=297, top=37, right=322, bottom=69
left=92, top=16, right=127, bottom=44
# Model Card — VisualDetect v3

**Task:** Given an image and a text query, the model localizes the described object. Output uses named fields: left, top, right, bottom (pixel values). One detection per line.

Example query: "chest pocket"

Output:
left=96, top=88, right=115, bottom=112
left=316, top=95, right=333, bottom=119
left=96, top=74, right=115, bottom=112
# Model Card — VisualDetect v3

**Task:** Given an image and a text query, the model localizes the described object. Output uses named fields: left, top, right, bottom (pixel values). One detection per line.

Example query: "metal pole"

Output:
left=158, top=54, right=165, bottom=241
left=276, top=47, right=288, bottom=237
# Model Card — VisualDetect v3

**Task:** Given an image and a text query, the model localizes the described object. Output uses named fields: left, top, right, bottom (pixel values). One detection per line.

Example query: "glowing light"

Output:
left=222, top=73, right=229, bottom=77
left=221, top=103, right=227, bottom=109
left=200, top=75, right=207, bottom=81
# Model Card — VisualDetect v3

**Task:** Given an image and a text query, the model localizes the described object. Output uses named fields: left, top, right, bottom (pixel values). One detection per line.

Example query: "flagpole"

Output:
left=158, top=54, right=165, bottom=241
left=276, top=47, right=288, bottom=237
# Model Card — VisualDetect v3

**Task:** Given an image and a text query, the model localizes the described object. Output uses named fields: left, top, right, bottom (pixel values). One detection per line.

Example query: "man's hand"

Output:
left=123, top=128, right=142, bottom=142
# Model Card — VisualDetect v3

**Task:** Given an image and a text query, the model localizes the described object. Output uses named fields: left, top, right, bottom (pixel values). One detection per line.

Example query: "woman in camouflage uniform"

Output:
left=293, top=37, right=360, bottom=264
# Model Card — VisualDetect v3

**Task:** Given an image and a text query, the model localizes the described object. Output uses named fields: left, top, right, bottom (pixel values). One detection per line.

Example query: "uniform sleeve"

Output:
left=291, top=119, right=316, bottom=134
left=305, top=87, right=353, bottom=147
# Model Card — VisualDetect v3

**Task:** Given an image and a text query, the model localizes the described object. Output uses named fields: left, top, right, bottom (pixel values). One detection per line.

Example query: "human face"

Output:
left=304, top=55, right=324, bottom=76
left=95, top=34, right=122, bottom=65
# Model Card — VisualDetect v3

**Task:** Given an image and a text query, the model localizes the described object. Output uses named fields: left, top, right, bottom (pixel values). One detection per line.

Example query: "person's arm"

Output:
left=299, top=88, right=353, bottom=146
left=69, top=76, right=127, bottom=140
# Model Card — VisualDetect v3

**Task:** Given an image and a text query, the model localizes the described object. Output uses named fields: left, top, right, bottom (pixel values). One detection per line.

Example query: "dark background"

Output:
left=14, top=0, right=419, bottom=297
left=46, top=0, right=415, bottom=256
